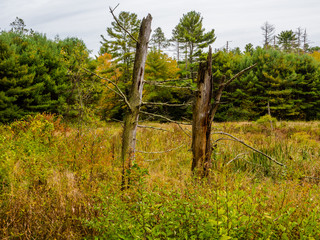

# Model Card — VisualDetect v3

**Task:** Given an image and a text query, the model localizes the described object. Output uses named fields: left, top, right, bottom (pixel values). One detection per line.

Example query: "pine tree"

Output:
left=0, top=23, right=99, bottom=122
left=151, top=27, right=169, bottom=52
left=99, top=11, right=141, bottom=82
left=277, top=30, right=298, bottom=52
left=174, top=11, right=216, bottom=81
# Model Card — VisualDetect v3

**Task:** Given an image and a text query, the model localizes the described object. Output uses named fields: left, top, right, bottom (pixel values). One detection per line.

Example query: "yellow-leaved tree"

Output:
left=96, top=53, right=125, bottom=120
left=310, top=51, right=320, bottom=62
left=145, top=49, right=180, bottom=80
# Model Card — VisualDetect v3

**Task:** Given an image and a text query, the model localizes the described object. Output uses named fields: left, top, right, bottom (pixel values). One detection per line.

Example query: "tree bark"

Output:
left=191, top=47, right=256, bottom=178
left=121, top=14, right=152, bottom=189
left=191, top=46, right=213, bottom=177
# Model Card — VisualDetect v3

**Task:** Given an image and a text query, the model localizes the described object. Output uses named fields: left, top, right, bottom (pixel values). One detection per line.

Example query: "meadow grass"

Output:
left=0, top=114, right=320, bottom=239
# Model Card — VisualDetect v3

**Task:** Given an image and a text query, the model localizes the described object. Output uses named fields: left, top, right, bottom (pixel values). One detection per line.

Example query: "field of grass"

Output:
left=0, top=114, right=320, bottom=239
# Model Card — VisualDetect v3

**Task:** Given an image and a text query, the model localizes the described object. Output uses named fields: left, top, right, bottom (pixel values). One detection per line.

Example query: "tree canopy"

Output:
left=173, top=11, right=216, bottom=80
left=0, top=23, right=100, bottom=122
left=1, top=14, right=320, bottom=123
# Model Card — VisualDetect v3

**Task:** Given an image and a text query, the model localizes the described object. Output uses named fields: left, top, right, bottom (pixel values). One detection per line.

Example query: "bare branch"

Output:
left=183, top=126, right=192, bottom=134
left=110, top=3, right=120, bottom=11
left=142, top=101, right=192, bottom=107
left=177, top=124, right=191, bottom=138
left=82, top=68, right=132, bottom=111
left=111, top=118, right=123, bottom=123
left=212, top=131, right=286, bottom=167
left=223, top=63, right=257, bottom=87
left=137, top=124, right=172, bottom=132
left=101, top=80, right=123, bottom=98
left=144, top=78, right=191, bottom=84
left=109, top=5, right=138, bottom=43
left=209, top=63, right=257, bottom=122
left=144, top=81, right=194, bottom=89
left=140, top=111, right=191, bottom=137
left=140, top=111, right=191, bottom=125
left=111, top=118, right=124, bottom=127
left=182, top=117, right=192, bottom=122
left=137, top=144, right=183, bottom=154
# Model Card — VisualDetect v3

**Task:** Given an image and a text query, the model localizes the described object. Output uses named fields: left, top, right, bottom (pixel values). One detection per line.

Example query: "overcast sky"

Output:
left=1, top=0, right=320, bottom=57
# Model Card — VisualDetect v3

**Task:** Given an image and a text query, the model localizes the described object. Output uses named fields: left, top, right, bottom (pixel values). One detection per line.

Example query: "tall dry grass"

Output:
left=0, top=114, right=320, bottom=239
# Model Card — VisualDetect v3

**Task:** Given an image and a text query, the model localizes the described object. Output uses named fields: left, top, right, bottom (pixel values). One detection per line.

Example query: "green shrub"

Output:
left=256, top=114, right=277, bottom=125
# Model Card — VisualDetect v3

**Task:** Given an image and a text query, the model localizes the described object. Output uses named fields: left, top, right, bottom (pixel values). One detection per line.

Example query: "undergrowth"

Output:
left=0, top=114, right=320, bottom=239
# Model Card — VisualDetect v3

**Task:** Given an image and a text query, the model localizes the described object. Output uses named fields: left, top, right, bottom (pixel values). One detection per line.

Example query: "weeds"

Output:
left=0, top=114, right=320, bottom=239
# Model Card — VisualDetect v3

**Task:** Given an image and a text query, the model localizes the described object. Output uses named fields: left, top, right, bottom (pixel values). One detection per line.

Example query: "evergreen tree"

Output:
left=277, top=30, right=298, bottom=52
left=244, top=43, right=254, bottom=55
left=9, top=17, right=28, bottom=34
left=0, top=31, right=70, bottom=122
left=174, top=11, right=216, bottom=81
left=151, top=27, right=169, bottom=52
left=0, top=21, right=100, bottom=122
left=171, top=25, right=186, bottom=63
left=99, top=11, right=141, bottom=82
left=60, top=37, right=102, bottom=121
left=0, top=34, right=34, bottom=122
left=215, top=48, right=320, bottom=121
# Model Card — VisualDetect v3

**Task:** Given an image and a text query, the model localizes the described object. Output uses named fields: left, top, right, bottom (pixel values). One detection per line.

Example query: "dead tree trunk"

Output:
left=121, top=14, right=152, bottom=189
left=192, top=47, right=256, bottom=177
left=191, top=47, right=213, bottom=177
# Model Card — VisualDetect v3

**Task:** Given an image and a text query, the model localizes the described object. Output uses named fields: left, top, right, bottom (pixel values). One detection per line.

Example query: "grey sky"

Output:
left=1, top=0, right=320, bottom=57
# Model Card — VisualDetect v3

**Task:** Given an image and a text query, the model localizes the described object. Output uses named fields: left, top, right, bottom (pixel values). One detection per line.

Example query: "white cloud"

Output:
left=1, top=0, right=319, bottom=56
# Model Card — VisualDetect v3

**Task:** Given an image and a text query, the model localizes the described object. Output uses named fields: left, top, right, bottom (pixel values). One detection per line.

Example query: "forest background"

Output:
left=1, top=13, right=320, bottom=124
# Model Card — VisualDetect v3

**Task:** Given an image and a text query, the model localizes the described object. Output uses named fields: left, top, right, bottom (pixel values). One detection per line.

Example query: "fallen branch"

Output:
left=177, top=125, right=191, bottom=138
left=226, top=153, right=248, bottom=165
left=212, top=131, right=286, bottom=167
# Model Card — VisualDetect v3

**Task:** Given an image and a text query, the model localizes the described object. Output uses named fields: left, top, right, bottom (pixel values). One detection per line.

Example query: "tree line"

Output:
left=0, top=14, right=320, bottom=123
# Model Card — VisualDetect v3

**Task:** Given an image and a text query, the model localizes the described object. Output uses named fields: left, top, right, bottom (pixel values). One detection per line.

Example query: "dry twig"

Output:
left=226, top=153, right=248, bottom=165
